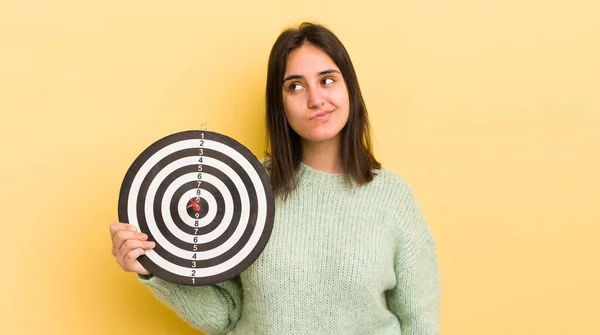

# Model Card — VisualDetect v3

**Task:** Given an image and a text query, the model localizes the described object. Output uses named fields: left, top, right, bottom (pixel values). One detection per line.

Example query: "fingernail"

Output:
left=128, top=225, right=137, bottom=232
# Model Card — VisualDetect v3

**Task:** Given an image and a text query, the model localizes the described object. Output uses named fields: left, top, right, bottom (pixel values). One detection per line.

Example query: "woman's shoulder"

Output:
left=371, top=166, right=414, bottom=194
left=372, top=167, right=429, bottom=233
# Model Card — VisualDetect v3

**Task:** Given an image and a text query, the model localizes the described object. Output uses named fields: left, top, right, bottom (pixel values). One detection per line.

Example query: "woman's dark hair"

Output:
left=265, top=22, right=381, bottom=199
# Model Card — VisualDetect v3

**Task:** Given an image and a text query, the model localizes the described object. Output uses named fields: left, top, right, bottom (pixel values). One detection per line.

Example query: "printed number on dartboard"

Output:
left=193, top=132, right=201, bottom=288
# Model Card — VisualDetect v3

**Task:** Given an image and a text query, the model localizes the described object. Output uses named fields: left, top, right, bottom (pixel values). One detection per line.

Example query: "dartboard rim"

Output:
left=117, top=130, right=275, bottom=286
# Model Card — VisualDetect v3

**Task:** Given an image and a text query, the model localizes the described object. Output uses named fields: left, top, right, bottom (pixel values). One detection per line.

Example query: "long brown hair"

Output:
left=265, top=22, right=381, bottom=199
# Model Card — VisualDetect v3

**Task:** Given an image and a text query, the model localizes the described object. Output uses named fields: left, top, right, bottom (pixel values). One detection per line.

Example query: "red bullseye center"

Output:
left=187, top=198, right=202, bottom=212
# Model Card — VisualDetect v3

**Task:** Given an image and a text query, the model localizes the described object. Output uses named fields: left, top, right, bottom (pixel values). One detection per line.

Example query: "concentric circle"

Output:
left=118, top=130, right=275, bottom=286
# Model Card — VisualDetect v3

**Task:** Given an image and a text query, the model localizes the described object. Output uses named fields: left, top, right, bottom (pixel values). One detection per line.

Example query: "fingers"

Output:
left=117, top=240, right=154, bottom=275
left=118, top=239, right=155, bottom=259
left=111, top=229, right=148, bottom=256
left=122, top=248, right=151, bottom=275
left=116, top=239, right=155, bottom=275
left=111, top=224, right=148, bottom=256
left=110, top=222, right=155, bottom=275
left=109, top=222, right=136, bottom=239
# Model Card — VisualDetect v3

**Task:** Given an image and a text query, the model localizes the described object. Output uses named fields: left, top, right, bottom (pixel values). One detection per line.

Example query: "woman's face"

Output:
left=282, top=44, right=350, bottom=144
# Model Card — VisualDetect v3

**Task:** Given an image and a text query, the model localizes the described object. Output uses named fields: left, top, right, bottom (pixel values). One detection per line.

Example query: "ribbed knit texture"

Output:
left=139, top=163, right=440, bottom=335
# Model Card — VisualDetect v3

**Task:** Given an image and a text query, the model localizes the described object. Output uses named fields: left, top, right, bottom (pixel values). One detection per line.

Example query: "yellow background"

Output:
left=1, top=0, right=599, bottom=334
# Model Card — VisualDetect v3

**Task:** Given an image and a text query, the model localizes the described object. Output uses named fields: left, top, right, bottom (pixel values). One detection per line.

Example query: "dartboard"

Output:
left=118, top=130, right=275, bottom=286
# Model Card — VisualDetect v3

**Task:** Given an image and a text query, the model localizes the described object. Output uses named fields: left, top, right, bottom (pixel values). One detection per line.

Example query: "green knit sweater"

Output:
left=139, top=162, right=440, bottom=334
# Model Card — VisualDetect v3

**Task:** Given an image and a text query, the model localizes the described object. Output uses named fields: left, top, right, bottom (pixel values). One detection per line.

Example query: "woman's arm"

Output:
left=386, top=180, right=441, bottom=335
left=139, top=275, right=243, bottom=335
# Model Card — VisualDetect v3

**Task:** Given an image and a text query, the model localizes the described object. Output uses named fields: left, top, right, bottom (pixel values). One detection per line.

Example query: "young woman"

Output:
left=110, top=22, right=440, bottom=334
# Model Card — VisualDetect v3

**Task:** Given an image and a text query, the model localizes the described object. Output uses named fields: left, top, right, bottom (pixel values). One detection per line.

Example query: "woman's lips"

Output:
left=310, top=110, right=333, bottom=120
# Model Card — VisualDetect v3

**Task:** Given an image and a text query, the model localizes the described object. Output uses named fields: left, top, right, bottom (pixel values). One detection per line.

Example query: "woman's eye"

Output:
left=322, top=77, right=334, bottom=85
left=289, top=83, right=303, bottom=91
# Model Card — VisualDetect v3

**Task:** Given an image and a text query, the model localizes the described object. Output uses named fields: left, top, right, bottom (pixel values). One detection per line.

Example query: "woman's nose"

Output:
left=306, top=85, right=325, bottom=108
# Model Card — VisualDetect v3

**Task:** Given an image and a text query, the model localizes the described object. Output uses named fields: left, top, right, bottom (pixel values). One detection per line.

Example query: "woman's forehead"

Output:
left=285, top=44, right=339, bottom=76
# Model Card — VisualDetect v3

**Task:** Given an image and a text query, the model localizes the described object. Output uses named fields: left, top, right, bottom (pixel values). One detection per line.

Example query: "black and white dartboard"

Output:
left=118, top=130, right=275, bottom=286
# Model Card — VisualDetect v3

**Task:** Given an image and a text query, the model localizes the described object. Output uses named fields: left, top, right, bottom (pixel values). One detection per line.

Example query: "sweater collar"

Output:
left=296, top=162, right=352, bottom=189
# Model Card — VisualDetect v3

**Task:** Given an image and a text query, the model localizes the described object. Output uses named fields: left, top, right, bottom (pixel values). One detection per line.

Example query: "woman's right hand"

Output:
left=110, top=222, right=155, bottom=276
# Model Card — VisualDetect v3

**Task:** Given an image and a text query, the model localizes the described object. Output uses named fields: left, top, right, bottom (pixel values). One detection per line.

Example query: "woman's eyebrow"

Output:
left=283, top=74, right=303, bottom=83
left=283, top=69, right=341, bottom=83
left=318, top=69, right=341, bottom=76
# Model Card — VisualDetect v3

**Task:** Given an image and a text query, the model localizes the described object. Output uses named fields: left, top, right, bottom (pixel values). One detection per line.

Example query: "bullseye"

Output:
left=187, top=198, right=201, bottom=213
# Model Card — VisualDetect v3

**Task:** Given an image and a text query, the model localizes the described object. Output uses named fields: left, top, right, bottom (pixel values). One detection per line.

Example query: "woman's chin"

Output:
left=302, top=130, right=342, bottom=144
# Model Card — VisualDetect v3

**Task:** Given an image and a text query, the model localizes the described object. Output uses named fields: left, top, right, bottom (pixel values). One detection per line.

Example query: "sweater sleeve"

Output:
left=386, top=181, right=441, bottom=335
left=138, top=274, right=243, bottom=335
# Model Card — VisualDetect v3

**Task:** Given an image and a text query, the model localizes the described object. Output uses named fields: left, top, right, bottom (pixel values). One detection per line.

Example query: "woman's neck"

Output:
left=301, top=135, right=343, bottom=174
